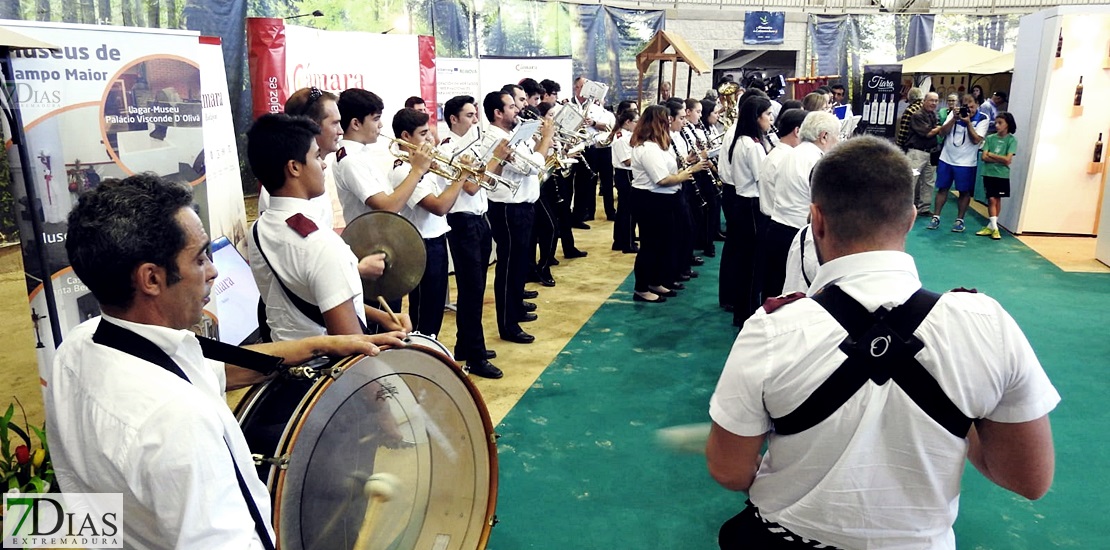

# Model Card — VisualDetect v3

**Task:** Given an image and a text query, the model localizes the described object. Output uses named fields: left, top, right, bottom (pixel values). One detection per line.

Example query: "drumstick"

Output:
left=655, top=422, right=712, bottom=454
left=377, top=296, right=402, bottom=329
left=353, top=473, right=400, bottom=550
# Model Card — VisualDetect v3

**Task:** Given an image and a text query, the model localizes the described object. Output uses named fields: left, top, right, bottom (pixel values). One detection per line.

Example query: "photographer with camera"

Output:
left=926, top=93, right=988, bottom=233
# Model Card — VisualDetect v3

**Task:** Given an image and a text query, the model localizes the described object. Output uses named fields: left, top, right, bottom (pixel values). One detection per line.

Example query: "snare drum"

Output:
left=235, top=345, right=497, bottom=550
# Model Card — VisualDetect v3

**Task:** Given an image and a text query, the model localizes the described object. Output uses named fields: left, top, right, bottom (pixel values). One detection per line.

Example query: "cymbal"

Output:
left=341, top=211, right=426, bottom=302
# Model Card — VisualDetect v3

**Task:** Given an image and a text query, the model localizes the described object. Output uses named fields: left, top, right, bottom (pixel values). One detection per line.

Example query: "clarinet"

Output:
left=674, top=127, right=707, bottom=209
left=695, top=121, right=725, bottom=198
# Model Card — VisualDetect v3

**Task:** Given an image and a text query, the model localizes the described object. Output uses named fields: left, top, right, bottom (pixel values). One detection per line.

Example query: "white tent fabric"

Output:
left=900, top=41, right=1003, bottom=74
left=965, top=51, right=1015, bottom=74
left=0, top=27, right=58, bottom=49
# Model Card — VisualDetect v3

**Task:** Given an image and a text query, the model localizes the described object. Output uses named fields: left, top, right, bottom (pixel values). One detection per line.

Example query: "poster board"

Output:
left=860, top=64, right=902, bottom=140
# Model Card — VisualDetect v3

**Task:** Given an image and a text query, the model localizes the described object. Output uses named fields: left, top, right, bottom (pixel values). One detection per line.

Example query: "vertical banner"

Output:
left=418, top=35, right=438, bottom=126
left=0, top=20, right=241, bottom=368
left=246, top=17, right=287, bottom=120
left=860, top=64, right=902, bottom=140
left=744, top=12, right=786, bottom=45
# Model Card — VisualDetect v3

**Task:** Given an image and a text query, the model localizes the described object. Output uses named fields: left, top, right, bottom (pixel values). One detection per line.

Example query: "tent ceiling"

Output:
left=900, top=41, right=1004, bottom=73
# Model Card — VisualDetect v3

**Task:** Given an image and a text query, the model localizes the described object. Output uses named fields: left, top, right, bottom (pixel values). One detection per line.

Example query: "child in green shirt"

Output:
left=978, top=111, right=1017, bottom=240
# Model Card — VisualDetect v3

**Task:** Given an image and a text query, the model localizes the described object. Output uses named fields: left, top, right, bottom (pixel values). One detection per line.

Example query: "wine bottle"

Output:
left=875, top=94, right=886, bottom=125
left=862, top=93, right=871, bottom=122
left=884, top=94, right=896, bottom=125
left=1074, top=76, right=1083, bottom=106
left=868, top=94, right=880, bottom=125
left=1096, top=133, right=1104, bottom=163
left=1056, top=29, right=1063, bottom=58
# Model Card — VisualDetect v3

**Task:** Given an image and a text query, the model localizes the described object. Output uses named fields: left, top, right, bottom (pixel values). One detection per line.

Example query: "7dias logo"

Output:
left=3, top=493, right=123, bottom=548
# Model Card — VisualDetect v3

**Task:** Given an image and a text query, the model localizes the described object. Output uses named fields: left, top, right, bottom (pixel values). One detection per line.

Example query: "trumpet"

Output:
left=388, top=137, right=518, bottom=194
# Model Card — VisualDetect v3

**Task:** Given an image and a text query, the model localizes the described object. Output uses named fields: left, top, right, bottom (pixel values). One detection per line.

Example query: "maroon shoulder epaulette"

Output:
left=763, top=292, right=807, bottom=314
left=616, top=130, right=623, bottom=139
left=442, top=137, right=451, bottom=144
left=950, top=287, right=978, bottom=293
left=335, top=147, right=347, bottom=163
left=285, top=213, right=318, bottom=238
left=393, top=158, right=405, bottom=169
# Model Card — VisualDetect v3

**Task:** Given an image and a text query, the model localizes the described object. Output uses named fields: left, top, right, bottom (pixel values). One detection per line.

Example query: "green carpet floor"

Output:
left=487, top=208, right=1110, bottom=549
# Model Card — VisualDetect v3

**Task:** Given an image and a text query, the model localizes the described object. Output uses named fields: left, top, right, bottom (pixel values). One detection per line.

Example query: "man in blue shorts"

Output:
left=927, top=93, right=987, bottom=233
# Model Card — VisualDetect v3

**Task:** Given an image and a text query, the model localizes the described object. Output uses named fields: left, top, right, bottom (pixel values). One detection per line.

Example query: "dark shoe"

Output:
left=466, top=360, right=503, bottom=379
left=611, top=243, right=623, bottom=251
left=648, top=286, right=677, bottom=298
left=519, top=312, right=538, bottom=322
left=633, top=292, right=666, bottom=303
left=713, top=232, right=726, bottom=242
left=670, top=282, right=686, bottom=291
left=564, top=248, right=588, bottom=259
left=521, top=301, right=537, bottom=312
left=539, top=269, right=556, bottom=287
left=677, top=273, right=692, bottom=282
left=526, top=270, right=541, bottom=283
left=572, top=221, right=591, bottom=230
left=501, top=331, right=535, bottom=344
left=702, top=249, right=716, bottom=258
left=485, top=349, right=497, bottom=360
left=917, top=209, right=934, bottom=217
left=523, top=290, right=539, bottom=299
left=622, top=246, right=639, bottom=254
left=685, top=270, right=699, bottom=279
left=550, top=258, right=560, bottom=266
left=690, top=256, right=704, bottom=266
left=584, top=215, right=595, bottom=221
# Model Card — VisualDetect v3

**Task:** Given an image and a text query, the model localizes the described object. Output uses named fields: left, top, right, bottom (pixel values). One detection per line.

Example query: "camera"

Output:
left=958, top=106, right=970, bottom=118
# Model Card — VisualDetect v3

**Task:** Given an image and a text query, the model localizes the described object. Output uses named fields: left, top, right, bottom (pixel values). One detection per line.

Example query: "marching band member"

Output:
left=666, top=98, right=698, bottom=281
left=438, top=95, right=506, bottom=378
left=610, top=108, right=639, bottom=254
left=629, top=105, right=706, bottom=304
left=482, top=89, right=555, bottom=345
left=247, top=114, right=410, bottom=342
left=571, top=76, right=616, bottom=227
left=388, top=108, right=469, bottom=339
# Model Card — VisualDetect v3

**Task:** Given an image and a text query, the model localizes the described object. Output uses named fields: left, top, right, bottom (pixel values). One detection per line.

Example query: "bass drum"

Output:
left=235, top=345, right=497, bottom=550
left=404, top=331, right=453, bottom=360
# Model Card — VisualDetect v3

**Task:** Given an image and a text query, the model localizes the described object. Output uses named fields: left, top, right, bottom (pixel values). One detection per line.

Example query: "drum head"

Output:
left=265, top=348, right=496, bottom=550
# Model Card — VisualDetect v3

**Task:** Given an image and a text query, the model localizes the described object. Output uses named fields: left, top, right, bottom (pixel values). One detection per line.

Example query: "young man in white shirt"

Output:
left=388, top=107, right=468, bottom=340
left=52, top=172, right=404, bottom=549
left=708, top=136, right=1057, bottom=550
left=332, top=88, right=435, bottom=223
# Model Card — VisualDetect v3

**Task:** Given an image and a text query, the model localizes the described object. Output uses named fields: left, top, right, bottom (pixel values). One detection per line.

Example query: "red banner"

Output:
left=418, top=35, right=437, bottom=126
left=247, top=18, right=288, bottom=120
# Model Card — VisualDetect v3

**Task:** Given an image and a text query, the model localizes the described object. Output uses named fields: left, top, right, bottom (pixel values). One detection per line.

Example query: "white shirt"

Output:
left=611, top=129, right=633, bottom=171
left=576, top=99, right=616, bottom=141
left=388, top=161, right=451, bottom=239
left=939, top=111, right=989, bottom=167
left=715, top=125, right=738, bottom=186
left=249, top=196, right=365, bottom=341
left=44, top=315, right=274, bottom=550
left=630, top=141, right=679, bottom=194
left=332, top=139, right=393, bottom=224
left=782, top=224, right=818, bottom=294
left=725, top=135, right=765, bottom=198
left=710, top=251, right=1060, bottom=550
left=771, top=141, right=824, bottom=229
left=482, top=125, right=542, bottom=204
left=439, top=129, right=488, bottom=215
left=758, top=141, right=793, bottom=217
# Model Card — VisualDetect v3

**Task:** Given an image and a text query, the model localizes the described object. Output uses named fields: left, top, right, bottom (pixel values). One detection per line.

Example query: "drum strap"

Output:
left=92, top=320, right=278, bottom=550
left=771, top=285, right=974, bottom=439
left=252, top=224, right=369, bottom=335
left=798, top=225, right=812, bottom=287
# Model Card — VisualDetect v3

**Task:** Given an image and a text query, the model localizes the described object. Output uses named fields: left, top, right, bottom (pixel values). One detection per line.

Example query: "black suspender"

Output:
left=252, top=222, right=369, bottom=336
left=770, top=286, right=975, bottom=439
left=798, top=225, right=812, bottom=287
left=92, top=320, right=278, bottom=549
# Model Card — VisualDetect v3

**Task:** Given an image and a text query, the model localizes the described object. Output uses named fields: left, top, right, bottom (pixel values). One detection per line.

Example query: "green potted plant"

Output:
left=0, top=399, right=54, bottom=494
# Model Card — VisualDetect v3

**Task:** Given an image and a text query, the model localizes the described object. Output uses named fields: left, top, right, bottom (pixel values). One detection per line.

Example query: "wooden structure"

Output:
left=635, top=30, right=711, bottom=106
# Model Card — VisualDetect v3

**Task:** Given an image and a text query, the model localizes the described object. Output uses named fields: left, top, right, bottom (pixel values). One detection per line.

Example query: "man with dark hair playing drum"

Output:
left=247, top=113, right=412, bottom=341
left=45, top=172, right=405, bottom=549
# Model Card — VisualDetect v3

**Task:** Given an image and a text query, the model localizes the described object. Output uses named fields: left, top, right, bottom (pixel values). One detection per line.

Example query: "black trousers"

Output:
left=572, top=148, right=599, bottom=222
left=761, top=220, right=801, bottom=301
left=675, top=182, right=696, bottom=268
left=612, top=168, right=636, bottom=251
left=720, top=194, right=764, bottom=324
left=446, top=212, right=492, bottom=363
left=719, top=503, right=840, bottom=549
left=694, top=171, right=719, bottom=254
left=632, top=188, right=677, bottom=292
left=534, top=185, right=559, bottom=271
left=592, top=146, right=615, bottom=219
left=487, top=201, right=534, bottom=336
left=718, top=185, right=738, bottom=308
left=408, top=235, right=448, bottom=338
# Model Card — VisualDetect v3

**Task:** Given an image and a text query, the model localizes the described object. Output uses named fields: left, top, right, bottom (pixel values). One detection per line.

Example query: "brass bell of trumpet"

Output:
left=387, top=137, right=471, bottom=181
